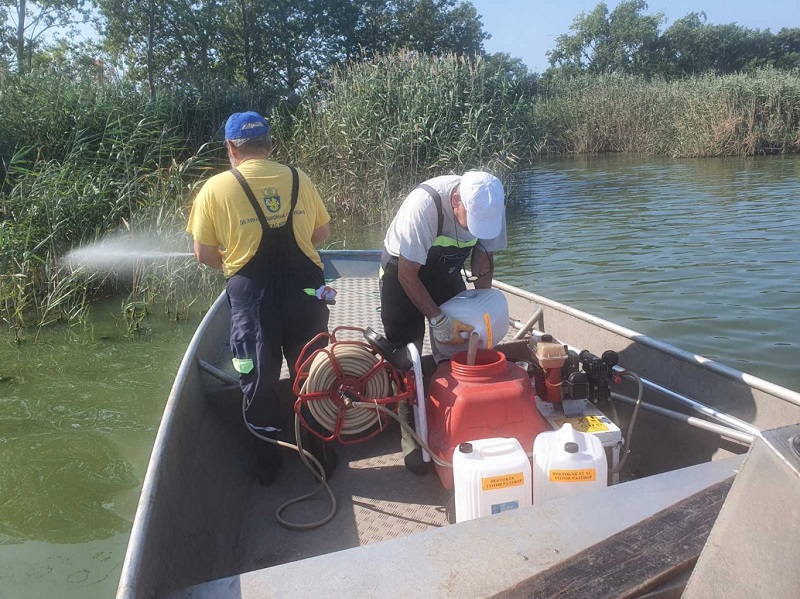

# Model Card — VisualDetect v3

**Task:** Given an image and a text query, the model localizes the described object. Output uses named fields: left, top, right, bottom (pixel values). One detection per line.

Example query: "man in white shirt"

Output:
left=380, top=171, right=507, bottom=351
left=380, top=171, right=507, bottom=473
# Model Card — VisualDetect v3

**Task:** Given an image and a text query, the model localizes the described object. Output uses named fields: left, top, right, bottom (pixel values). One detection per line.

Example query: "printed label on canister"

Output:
left=549, top=469, right=597, bottom=483
left=483, top=312, right=492, bottom=347
left=482, top=472, right=524, bottom=490
left=554, top=415, right=609, bottom=433
left=491, top=500, right=520, bottom=514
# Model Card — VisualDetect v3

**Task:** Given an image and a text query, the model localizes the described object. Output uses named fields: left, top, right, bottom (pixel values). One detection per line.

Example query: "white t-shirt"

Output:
left=383, top=175, right=507, bottom=265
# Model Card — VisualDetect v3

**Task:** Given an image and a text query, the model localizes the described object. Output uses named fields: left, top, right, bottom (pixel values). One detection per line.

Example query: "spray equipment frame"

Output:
left=292, top=326, right=413, bottom=445
left=529, top=332, right=621, bottom=404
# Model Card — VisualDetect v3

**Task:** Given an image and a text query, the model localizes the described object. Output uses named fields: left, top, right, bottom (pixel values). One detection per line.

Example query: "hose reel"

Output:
left=293, top=326, right=413, bottom=444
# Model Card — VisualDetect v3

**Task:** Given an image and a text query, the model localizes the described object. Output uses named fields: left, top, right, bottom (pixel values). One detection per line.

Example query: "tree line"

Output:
left=2, top=0, right=488, bottom=94
left=547, top=1, right=800, bottom=78
left=3, top=1, right=799, bottom=95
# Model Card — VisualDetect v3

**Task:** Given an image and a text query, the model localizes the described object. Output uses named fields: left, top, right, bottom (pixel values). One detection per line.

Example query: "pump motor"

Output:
left=529, top=334, right=619, bottom=404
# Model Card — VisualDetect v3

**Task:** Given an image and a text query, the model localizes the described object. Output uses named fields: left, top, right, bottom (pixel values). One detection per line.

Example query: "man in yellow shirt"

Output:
left=187, top=111, right=334, bottom=485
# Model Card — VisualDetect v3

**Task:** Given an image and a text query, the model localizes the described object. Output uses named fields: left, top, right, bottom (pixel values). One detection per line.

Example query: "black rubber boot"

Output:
left=254, top=434, right=284, bottom=487
left=398, top=400, right=429, bottom=475
left=403, top=446, right=428, bottom=475
left=303, top=431, right=338, bottom=481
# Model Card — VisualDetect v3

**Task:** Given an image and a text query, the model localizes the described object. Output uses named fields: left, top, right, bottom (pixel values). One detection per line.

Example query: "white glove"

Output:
left=304, top=285, right=337, bottom=304
left=315, top=285, right=337, bottom=303
left=431, top=314, right=474, bottom=345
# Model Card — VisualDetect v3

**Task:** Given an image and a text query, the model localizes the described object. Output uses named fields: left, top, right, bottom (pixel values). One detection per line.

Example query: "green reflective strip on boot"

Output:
left=232, top=358, right=254, bottom=374
left=303, top=288, right=316, bottom=296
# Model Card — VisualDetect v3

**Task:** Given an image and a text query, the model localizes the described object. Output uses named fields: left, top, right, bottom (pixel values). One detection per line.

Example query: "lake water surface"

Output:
left=1, top=154, right=799, bottom=597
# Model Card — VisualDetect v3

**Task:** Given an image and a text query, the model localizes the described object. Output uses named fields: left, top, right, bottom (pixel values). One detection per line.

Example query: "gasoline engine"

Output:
left=529, top=333, right=620, bottom=406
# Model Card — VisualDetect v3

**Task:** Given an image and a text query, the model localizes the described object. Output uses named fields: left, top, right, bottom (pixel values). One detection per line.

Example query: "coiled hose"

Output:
left=243, top=343, right=397, bottom=530
left=300, top=344, right=391, bottom=436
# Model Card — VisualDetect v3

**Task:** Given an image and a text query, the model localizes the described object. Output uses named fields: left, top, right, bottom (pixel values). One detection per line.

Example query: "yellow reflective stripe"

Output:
left=432, top=236, right=477, bottom=248
left=232, top=358, right=254, bottom=374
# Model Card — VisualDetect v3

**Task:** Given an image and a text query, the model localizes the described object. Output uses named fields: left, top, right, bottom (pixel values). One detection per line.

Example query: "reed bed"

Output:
left=280, top=56, right=800, bottom=218
left=534, top=71, right=800, bottom=157
left=278, top=53, right=535, bottom=217
left=0, top=80, right=226, bottom=339
left=2, top=58, right=799, bottom=334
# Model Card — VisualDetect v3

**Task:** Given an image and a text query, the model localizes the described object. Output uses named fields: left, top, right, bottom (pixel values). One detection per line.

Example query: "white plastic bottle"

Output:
left=532, top=423, right=608, bottom=505
left=436, top=289, right=509, bottom=359
left=452, top=437, right=532, bottom=523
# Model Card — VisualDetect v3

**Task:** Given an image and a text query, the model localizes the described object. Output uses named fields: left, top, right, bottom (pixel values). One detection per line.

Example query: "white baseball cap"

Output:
left=460, top=171, right=505, bottom=239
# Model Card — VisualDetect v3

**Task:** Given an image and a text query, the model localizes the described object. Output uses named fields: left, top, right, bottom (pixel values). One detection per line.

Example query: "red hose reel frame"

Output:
left=292, top=326, right=414, bottom=444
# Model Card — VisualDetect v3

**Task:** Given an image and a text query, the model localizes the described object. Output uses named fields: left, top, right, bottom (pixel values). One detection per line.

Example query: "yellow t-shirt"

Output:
left=186, top=159, right=330, bottom=278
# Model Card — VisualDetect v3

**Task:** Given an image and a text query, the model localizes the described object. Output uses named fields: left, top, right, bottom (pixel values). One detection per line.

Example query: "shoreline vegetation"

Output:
left=2, top=53, right=800, bottom=337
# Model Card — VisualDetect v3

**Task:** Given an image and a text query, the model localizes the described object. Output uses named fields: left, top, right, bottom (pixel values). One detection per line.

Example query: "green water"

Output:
left=0, top=306, right=203, bottom=597
left=2, top=154, right=800, bottom=596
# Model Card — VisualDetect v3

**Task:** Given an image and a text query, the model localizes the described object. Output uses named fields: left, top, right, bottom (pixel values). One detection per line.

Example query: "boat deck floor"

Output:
left=236, top=428, right=450, bottom=572
left=210, top=276, right=458, bottom=574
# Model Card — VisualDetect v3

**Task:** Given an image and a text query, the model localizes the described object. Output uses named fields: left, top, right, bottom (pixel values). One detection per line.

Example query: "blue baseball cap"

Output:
left=224, top=111, right=270, bottom=140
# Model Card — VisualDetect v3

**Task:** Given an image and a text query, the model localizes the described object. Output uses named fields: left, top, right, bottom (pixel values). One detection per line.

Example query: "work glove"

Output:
left=304, top=285, right=337, bottom=304
left=431, top=314, right=474, bottom=345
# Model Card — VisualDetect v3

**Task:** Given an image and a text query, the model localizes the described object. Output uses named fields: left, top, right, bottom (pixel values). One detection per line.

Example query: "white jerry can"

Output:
left=532, top=423, right=608, bottom=505
left=436, top=289, right=509, bottom=359
left=452, top=437, right=532, bottom=523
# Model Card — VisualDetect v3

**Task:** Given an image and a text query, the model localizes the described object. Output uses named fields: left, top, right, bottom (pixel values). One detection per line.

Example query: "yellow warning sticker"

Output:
left=549, top=469, right=597, bottom=483
left=482, top=472, right=524, bottom=491
left=554, top=415, right=609, bottom=433
left=483, top=312, right=493, bottom=347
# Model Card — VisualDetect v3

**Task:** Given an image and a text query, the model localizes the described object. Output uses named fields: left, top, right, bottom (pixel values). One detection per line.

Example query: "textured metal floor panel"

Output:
left=235, top=427, right=450, bottom=573
left=296, top=275, right=434, bottom=371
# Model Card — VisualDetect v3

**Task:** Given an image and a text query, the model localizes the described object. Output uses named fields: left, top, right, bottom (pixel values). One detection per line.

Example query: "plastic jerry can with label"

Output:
left=436, top=289, right=509, bottom=359
left=452, top=437, right=532, bottom=523
left=532, top=423, right=607, bottom=505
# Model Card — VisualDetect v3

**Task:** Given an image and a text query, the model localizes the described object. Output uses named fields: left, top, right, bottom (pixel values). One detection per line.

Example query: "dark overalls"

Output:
left=380, top=183, right=477, bottom=351
left=226, top=166, right=329, bottom=435
left=380, top=183, right=477, bottom=473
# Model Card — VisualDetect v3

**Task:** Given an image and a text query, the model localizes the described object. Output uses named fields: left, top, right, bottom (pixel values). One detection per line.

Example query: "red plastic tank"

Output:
left=426, top=349, right=551, bottom=489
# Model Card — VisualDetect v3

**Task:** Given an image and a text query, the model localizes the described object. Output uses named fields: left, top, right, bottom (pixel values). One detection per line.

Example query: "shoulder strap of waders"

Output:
left=417, top=183, right=443, bottom=237
left=231, top=168, right=269, bottom=231
left=285, top=166, right=299, bottom=226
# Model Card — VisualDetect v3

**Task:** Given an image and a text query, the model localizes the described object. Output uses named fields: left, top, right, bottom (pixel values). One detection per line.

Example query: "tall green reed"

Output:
left=2, top=60, right=799, bottom=335
left=534, top=70, right=800, bottom=157
left=277, top=52, right=537, bottom=218
left=0, top=101, right=222, bottom=338
left=278, top=56, right=800, bottom=222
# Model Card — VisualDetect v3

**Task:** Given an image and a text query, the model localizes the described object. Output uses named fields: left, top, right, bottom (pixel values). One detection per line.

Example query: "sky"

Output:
left=470, top=0, right=800, bottom=73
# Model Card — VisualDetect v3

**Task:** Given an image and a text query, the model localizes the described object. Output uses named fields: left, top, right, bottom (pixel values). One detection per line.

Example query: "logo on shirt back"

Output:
left=262, top=187, right=281, bottom=213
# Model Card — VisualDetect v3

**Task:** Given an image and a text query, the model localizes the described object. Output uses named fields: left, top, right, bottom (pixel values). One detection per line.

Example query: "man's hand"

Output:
left=194, top=241, right=224, bottom=270
left=431, top=315, right=474, bottom=345
left=311, top=223, right=330, bottom=246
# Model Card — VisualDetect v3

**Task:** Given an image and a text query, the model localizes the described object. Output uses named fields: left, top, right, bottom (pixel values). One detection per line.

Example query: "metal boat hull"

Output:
left=116, top=250, right=800, bottom=598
